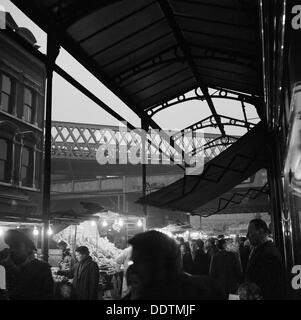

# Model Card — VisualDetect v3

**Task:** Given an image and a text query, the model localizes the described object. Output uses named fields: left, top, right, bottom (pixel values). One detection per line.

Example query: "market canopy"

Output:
left=138, top=122, right=268, bottom=213
left=9, top=0, right=265, bottom=217
left=11, top=0, right=263, bottom=124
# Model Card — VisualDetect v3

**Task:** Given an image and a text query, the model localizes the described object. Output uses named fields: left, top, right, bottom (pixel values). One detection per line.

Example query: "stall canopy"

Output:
left=10, top=0, right=265, bottom=215
left=11, top=0, right=263, bottom=120
left=138, top=122, right=268, bottom=213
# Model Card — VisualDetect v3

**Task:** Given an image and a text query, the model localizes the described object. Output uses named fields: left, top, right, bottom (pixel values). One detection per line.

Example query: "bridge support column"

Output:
left=42, top=32, right=60, bottom=262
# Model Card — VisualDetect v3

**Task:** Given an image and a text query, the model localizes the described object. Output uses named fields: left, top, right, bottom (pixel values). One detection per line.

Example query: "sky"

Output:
left=0, top=0, right=260, bottom=136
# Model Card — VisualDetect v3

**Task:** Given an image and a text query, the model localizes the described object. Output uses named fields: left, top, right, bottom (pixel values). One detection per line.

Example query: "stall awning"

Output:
left=138, top=122, right=268, bottom=213
left=11, top=0, right=263, bottom=114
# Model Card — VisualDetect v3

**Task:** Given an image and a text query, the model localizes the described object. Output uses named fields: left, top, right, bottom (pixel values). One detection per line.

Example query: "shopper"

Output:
left=128, top=230, right=226, bottom=300
left=205, top=237, right=218, bottom=260
left=57, top=240, right=74, bottom=272
left=238, top=237, right=251, bottom=276
left=0, top=230, right=54, bottom=300
left=209, top=238, right=242, bottom=296
left=180, top=242, right=194, bottom=274
left=191, top=239, right=210, bottom=276
left=245, top=219, right=286, bottom=300
left=57, top=246, right=99, bottom=300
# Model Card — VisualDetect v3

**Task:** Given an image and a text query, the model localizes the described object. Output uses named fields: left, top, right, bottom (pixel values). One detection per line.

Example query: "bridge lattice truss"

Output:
left=51, top=121, right=239, bottom=164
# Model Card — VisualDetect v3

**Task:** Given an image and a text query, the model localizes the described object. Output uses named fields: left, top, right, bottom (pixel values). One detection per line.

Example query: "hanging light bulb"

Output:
left=47, top=226, right=53, bottom=236
left=16, top=225, right=20, bottom=229
left=91, top=220, right=96, bottom=227
left=102, top=220, right=108, bottom=227
left=137, top=219, right=143, bottom=227
left=33, top=226, right=39, bottom=236
left=118, top=218, right=123, bottom=227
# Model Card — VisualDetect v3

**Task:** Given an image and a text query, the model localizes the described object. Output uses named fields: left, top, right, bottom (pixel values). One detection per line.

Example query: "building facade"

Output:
left=0, top=13, right=45, bottom=220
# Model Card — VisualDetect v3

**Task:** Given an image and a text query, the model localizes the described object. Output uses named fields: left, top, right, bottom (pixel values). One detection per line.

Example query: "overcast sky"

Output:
left=1, top=0, right=259, bottom=136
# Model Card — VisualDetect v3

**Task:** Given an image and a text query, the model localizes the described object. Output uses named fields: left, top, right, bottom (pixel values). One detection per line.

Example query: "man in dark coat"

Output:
left=245, top=219, right=286, bottom=300
left=58, top=246, right=99, bottom=300
left=209, top=239, right=242, bottom=296
left=0, top=230, right=54, bottom=300
left=191, top=239, right=210, bottom=276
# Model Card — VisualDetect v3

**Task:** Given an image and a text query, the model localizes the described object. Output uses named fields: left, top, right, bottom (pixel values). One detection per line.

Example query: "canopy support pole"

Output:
left=42, top=33, right=60, bottom=262
left=141, top=120, right=148, bottom=224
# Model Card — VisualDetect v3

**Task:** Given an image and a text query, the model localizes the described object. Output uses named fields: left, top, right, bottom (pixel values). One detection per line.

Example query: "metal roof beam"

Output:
left=157, top=0, right=226, bottom=136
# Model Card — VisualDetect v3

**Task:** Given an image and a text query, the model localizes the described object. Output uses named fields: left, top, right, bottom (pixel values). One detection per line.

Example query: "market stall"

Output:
left=51, top=211, right=146, bottom=299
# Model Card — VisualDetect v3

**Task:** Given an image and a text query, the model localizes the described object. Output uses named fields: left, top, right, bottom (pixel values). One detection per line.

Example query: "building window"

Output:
left=21, top=145, right=33, bottom=187
left=0, top=73, right=12, bottom=113
left=23, top=87, right=34, bottom=123
left=0, top=138, right=11, bottom=183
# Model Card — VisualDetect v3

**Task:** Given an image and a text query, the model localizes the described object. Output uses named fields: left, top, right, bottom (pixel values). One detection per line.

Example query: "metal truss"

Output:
left=114, top=45, right=257, bottom=87
left=113, top=45, right=185, bottom=85
left=171, top=115, right=255, bottom=143
left=200, top=182, right=269, bottom=217
left=188, top=135, right=238, bottom=159
left=146, top=87, right=259, bottom=117
left=51, top=121, right=234, bottom=163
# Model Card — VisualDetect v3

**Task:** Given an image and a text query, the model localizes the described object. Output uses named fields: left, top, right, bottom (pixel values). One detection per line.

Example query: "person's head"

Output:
left=205, top=237, right=216, bottom=251
left=217, top=239, right=227, bottom=250
left=75, top=246, right=89, bottom=262
left=247, top=219, right=270, bottom=246
left=196, top=239, right=204, bottom=250
left=238, top=282, right=263, bottom=300
left=128, top=231, right=182, bottom=289
left=179, top=243, right=185, bottom=254
left=57, top=240, right=68, bottom=251
left=190, top=239, right=198, bottom=253
left=4, top=230, right=36, bottom=265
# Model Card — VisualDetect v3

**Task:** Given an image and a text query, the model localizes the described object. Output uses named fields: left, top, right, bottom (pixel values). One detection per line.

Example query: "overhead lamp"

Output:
left=91, top=220, right=96, bottom=227
left=33, top=226, right=39, bottom=236
left=102, top=220, right=108, bottom=227
left=118, top=218, right=123, bottom=227
left=47, top=226, right=53, bottom=236
left=137, top=219, right=143, bottom=227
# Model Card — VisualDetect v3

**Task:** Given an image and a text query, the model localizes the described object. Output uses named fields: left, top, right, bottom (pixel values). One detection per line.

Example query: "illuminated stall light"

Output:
left=0, top=227, right=3, bottom=237
left=90, top=220, right=96, bottom=227
left=47, top=226, right=53, bottom=236
left=190, top=232, right=200, bottom=239
left=33, top=226, right=39, bottom=236
left=137, top=219, right=143, bottom=227
left=118, top=219, right=124, bottom=227
left=102, top=220, right=108, bottom=227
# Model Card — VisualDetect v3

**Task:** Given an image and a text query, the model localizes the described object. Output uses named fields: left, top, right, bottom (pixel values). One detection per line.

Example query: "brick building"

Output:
left=0, top=13, right=45, bottom=220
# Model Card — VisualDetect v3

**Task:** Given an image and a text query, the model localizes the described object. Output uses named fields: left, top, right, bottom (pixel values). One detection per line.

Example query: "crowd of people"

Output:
left=0, top=218, right=287, bottom=300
